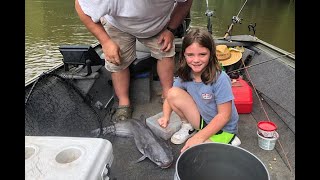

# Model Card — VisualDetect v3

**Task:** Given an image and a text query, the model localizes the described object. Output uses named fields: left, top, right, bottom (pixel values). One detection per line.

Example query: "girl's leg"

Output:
left=167, top=87, right=201, bottom=128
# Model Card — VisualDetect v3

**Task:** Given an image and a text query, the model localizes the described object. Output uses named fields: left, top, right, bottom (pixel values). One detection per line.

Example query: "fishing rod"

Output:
left=224, top=0, right=248, bottom=39
left=205, top=0, right=214, bottom=34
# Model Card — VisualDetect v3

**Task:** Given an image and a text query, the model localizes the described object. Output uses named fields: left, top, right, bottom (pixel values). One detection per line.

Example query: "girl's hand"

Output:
left=158, top=117, right=169, bottom=128
left=180, top=134, right=206, bottom=153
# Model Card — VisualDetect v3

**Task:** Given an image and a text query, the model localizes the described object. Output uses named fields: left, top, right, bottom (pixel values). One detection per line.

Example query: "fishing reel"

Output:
left=205, top=9, right=215, bottom=34
left=232, top=16, right=242, bottom=24
left=205, top=9, right=214, bottom=17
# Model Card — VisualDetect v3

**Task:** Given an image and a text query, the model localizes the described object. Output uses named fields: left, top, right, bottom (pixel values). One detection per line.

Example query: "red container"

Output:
left=257, top=121, right=277, bottom=138
left=232, top=77, right=253, bottom=114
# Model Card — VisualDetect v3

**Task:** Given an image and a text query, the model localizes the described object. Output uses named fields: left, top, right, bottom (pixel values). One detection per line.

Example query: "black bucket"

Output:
left=175, top=143, right=270, bottom=180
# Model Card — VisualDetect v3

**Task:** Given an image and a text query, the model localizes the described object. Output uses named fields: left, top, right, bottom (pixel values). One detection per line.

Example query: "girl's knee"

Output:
left=167, top=87, right=184, bottom=99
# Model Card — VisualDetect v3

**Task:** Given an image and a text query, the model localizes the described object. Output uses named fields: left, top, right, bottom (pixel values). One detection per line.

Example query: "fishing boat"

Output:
left=25, top=4, right=295, bottom=180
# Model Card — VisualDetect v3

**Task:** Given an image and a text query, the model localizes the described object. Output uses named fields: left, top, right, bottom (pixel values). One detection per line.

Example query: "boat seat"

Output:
left=58, top=45, right=108, bottom=96
left=59, top=45, right=105, bottom=77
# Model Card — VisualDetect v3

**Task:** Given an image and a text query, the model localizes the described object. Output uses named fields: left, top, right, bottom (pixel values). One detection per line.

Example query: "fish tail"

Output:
left=134, top=155, right=147, bottom=164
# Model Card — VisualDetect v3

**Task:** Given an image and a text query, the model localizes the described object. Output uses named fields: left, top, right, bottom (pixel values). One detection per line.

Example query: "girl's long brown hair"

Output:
left=176, top=28, right=221, bottom=85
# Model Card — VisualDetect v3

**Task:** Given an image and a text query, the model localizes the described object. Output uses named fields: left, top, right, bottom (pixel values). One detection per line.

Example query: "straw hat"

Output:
left=216, top=45, right=242, bottom=66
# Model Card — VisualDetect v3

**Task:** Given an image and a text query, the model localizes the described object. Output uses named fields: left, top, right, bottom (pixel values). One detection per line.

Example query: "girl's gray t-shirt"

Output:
left=173, top=71, right=239, bottom=134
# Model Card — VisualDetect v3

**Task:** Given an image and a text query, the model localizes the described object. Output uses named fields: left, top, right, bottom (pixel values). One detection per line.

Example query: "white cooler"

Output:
left=25, top=136, right=113, bottom=180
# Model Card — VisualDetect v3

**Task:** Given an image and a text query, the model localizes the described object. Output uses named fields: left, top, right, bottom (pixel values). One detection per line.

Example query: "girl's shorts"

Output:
left=199, top=115, right=236, bottom=144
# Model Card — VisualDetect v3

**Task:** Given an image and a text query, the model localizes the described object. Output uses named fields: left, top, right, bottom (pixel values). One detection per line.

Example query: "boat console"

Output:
left=59, top=45, right=105, bottom=76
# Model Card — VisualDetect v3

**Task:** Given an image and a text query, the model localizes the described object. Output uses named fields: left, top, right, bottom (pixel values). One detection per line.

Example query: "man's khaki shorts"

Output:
left=103, top=22, right=175, bottom=72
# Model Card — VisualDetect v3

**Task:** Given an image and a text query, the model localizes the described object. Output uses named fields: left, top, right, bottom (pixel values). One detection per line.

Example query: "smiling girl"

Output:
left=158, top=28, right=241, bottom=152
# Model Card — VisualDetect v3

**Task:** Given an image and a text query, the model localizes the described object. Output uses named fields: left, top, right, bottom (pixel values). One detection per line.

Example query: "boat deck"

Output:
left=25, top=37, right=295, bottom=179
left=106, top=81, right=295, bottom=180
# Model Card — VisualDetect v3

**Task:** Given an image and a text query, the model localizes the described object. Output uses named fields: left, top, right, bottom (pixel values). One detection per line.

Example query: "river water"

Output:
left=25, top=0, right=295, bottom=82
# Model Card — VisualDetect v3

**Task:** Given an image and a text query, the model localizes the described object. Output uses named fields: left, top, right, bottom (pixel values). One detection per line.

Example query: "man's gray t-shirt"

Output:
left=78, top=0, right=187, bottom=38
left=173, top=71, right=239, bottom=134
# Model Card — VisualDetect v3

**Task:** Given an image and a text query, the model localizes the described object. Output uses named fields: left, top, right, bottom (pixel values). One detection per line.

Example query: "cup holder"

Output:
left=55, top=147, right=83, bottom=164
left=25, top=146, right=38, bottom=160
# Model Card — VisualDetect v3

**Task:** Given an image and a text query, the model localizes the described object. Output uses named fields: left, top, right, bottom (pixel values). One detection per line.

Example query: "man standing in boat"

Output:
left=75, top=0, right=193, bottom=121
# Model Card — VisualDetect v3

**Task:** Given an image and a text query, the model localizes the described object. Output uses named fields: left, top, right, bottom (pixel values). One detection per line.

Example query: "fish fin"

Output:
left=90, top=127, right=103, bottom=137
left=139, top=114, right=147, bottom=126
left=134, top=155, right=147, bottom=163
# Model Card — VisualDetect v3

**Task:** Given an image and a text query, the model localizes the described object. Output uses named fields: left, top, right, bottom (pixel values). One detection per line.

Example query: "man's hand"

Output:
left=158, top=29, right=175, bottom=52
left=102, top=40, right=121, bottom=66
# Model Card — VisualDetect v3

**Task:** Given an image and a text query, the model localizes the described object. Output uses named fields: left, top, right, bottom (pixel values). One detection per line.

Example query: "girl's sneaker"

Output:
left=171, top=123, right=196, bottom=144
left=231, top=136, right=241, bottom=146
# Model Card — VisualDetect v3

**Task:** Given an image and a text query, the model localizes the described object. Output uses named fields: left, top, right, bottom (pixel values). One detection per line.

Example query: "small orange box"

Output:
left=232, top=77, right=253, bottom=114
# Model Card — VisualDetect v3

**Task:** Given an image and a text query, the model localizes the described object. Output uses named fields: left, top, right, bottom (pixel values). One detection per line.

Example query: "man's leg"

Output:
left=111, top=68, right=133, bottom=121
left=104, top=22, right=136, bottom=120
left=157, top=56, right=174, bottom=99
left=138, top=35, right=176, bottom=100
left=111, top=68, right=130, bottom=106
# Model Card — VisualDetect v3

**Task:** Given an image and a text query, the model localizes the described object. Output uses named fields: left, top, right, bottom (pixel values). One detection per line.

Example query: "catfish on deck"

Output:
left=91, top=118, right=174, bottom=169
